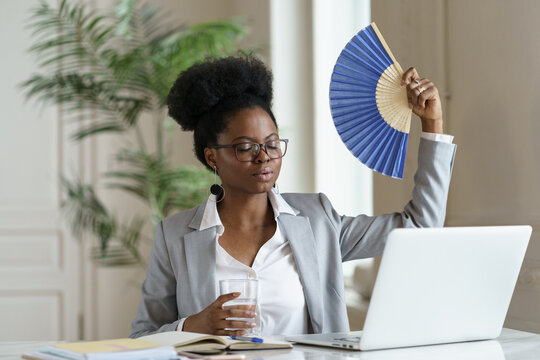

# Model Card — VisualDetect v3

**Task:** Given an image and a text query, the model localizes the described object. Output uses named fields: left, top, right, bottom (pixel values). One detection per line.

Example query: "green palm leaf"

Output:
left=105, top=149, right=213, bottom=224
left=22, top=0, right=248, bottom=266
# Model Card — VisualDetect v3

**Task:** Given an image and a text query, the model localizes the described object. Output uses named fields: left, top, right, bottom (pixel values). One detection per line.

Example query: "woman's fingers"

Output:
left=184, top=292, right=257, bottom=335
left=401, top=67, right=443, bottom=128
left=214, top=292, right=241, bottom=308
left=401, top=67, right=420, bottom=85
left=225, top=320, right=257, bottom=329
left=406, top=78, right=437, bottom=109
left=402, top=67, right=438, bottom=109
left=213, top=318, right=255, bottom=334
left=188, top=293, right=258, bottom=335
left=224, top=307, right=256, bottom=319
left=416, top=85, right=439, bottom=109
left=210, top=302, right=256, bottom=333
left=223, top=304, right=256, bottom=312
left=218, top=306, right=256, bottom=330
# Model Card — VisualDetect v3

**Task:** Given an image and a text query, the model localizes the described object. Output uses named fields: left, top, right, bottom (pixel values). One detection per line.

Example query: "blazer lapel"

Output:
left=279, top=214, right=323, bottom=333
left=183, top=203, right=218, bottom=310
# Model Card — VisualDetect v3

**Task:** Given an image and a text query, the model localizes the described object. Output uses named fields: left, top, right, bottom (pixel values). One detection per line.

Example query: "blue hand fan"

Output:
left=330, top=22, right=411, bottom=179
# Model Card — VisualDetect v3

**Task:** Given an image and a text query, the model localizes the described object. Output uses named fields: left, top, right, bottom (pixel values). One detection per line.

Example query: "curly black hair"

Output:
left=167, top=54, right=277, bottom=170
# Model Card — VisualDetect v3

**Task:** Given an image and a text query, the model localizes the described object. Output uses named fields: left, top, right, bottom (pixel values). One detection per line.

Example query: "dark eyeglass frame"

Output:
left=207, top=138, right=289, bottom=162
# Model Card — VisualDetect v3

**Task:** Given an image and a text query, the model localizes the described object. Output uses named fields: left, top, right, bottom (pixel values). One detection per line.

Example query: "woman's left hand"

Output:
left=401, top=67, right=444, bottom=134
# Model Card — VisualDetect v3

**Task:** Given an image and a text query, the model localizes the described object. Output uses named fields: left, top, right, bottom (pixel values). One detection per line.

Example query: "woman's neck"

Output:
left=217, top=190, right=274, bottom=229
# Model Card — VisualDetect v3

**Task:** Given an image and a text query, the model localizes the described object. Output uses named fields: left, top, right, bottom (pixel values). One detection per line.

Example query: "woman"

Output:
left=130, top=55, right=456, bottom=337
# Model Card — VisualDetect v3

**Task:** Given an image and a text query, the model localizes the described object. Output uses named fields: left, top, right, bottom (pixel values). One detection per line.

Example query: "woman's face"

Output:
left=205, top=106, right=282, bottom=197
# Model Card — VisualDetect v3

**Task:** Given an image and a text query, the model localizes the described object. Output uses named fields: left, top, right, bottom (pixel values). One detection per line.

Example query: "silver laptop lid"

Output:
left=360, top=225, right=531, bottom=350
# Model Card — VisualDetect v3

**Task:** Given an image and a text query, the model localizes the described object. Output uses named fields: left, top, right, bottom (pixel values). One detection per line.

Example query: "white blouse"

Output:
left=178, top=188, right=308, bottom=336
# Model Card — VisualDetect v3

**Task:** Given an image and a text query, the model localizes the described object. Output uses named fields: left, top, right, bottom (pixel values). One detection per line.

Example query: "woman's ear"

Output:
left=204, top=147, right=217, bottom=169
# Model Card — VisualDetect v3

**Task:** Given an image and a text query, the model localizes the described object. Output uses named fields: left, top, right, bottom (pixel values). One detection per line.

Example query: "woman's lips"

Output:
left=253, top=167, right=273, bottom=181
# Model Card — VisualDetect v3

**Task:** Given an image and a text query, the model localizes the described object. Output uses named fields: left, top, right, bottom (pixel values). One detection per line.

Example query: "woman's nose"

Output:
left=255, top=146, right=271, bottom=163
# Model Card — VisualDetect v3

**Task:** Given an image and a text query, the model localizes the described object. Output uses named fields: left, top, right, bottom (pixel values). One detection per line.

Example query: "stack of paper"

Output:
left=22, top=338, right=177, bottom=360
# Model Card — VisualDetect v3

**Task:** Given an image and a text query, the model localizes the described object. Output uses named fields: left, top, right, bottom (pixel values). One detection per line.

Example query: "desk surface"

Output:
left=1, top=328, right=539, bottom=360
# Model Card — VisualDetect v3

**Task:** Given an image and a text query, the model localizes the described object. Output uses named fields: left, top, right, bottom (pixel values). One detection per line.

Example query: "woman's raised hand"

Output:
left=401, top=67, right=444, bottom=134
left=182, top=292, right=256, bottom=335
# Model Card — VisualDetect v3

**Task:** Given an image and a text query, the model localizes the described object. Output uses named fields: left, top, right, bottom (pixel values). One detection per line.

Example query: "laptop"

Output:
left=286, top=226, right=532, bottom=351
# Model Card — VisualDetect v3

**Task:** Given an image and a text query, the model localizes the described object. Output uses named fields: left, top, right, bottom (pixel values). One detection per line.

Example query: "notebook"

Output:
left=138, top=331, right=292, bottom=355
left=286, top=226, right=532, bottom=351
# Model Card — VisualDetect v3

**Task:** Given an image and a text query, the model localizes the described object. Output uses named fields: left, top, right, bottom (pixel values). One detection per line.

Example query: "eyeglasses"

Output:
left=208, top=139, right=289, bottom=162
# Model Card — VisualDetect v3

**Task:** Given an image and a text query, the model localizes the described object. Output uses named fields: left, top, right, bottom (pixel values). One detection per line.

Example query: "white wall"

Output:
left=270, top=0, right=373, bottom=279
left=0, top=0, right=81, bottom=340
left=270, top=0, right=315, bottom=193
left=312, top=0, right=372, bottom=215
left=270, top=0, right=372, bottom=217
left=311, top=0, right=372, bottom=279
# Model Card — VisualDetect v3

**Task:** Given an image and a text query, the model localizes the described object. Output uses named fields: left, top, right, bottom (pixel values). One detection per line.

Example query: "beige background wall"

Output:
left=372, top=0, right=540, bottom=333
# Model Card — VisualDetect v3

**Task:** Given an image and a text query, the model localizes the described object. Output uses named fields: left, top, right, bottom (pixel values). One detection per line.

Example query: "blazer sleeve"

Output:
left=325, top=138, right=457, bottom=261
left=129, top=220, right=180, bottom=338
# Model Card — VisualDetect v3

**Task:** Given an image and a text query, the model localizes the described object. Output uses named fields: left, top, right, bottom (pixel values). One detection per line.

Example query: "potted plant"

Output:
left=22, top=0, right=248, bottom=266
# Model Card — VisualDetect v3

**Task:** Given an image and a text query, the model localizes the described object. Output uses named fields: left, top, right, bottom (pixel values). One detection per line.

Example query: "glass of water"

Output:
left=219, top=278, right=260, bottom=335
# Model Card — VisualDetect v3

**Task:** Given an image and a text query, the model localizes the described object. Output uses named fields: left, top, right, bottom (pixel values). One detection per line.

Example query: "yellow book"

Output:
left=138, top=331, right=292, bottom=355
left=25, top=338, right=176, bottom=360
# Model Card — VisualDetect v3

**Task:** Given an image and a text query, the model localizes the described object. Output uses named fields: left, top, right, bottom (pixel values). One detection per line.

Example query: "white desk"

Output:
left=1, top=328, right=539, bottom=360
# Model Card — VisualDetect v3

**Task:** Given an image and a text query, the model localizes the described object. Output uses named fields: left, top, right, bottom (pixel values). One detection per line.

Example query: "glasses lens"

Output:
left=233, top=140, right=287, bottom=161
left=235, top=143, right=259, bottom=161
left=265, top=139, right=286, bottom=159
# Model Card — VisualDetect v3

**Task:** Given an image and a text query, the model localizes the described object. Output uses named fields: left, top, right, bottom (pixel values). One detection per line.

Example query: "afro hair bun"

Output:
left=167, top=54, right=273, bottom=131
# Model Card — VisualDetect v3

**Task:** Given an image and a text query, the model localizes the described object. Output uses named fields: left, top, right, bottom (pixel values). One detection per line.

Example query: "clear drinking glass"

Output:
left=219, top=278, right=260, bottom=336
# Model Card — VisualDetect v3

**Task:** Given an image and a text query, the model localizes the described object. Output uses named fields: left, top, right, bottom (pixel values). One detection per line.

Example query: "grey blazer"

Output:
left=130, top=139, right=456, bottom=338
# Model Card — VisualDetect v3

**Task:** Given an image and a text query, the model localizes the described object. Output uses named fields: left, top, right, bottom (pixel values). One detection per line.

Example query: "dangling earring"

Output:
left=210, top=166, right=224, bottom=202
left=273, top=182, right=280, bottom=194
